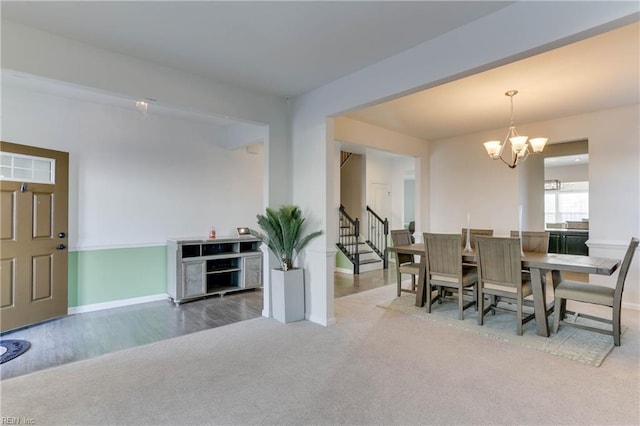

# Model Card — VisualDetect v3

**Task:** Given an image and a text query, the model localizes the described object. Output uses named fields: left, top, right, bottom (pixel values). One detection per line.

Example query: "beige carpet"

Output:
left=1, top=285, right=638, bottom=425
left=379, top=293, right=619, bottom=367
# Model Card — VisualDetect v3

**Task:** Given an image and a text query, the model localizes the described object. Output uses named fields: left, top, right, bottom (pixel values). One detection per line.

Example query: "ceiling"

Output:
left=348, top=21, right=640, bottom=141
left=2, top=2, right=638, bottom=142
left=544, top=154, right=589, bottom=168
left=1, top=1, right=513, bottom=98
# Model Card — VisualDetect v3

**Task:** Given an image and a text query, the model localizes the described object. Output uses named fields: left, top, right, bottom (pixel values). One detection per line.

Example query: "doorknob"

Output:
left=56, top=244, right=66, bottom=250
left=58, top=232, right=66, bottom=238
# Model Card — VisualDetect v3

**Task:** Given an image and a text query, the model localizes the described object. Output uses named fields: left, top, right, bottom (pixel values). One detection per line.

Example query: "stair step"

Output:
left=341, top=242, right=367, bottom=247
left=359, top=258, right=381, bottom=265
left=350, top=249, right=377, bottom=256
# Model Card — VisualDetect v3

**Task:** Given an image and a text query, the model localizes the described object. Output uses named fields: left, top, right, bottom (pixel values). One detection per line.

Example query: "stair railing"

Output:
left=337, top=205, right=360, bottom=274
left=340, top=151, right=353, bottom=167
left=366, top=206, right=389, bottom=269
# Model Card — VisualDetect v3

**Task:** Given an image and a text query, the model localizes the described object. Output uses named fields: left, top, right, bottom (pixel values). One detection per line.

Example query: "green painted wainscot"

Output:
left=68, top=246, right=166, bottom=308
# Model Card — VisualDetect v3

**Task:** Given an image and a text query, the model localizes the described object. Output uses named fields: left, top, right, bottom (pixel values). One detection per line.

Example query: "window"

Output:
left=545, top=181, right=588, bottom=224
left=0, top=152, right=55, bottom=184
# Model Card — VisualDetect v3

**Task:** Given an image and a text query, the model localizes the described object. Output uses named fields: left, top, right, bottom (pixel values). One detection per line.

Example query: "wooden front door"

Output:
left=1, top=142, right=69, bottom=332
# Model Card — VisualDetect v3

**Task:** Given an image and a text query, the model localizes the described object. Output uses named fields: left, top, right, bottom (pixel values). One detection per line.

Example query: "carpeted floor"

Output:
left=1, top=284, right=638, bottom=425
left=379, top=294, right=620, bottom=367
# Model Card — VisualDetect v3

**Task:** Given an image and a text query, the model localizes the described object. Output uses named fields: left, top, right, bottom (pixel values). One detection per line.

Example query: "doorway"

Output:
left=543, top=141, right=589, bottom=255
left=370, top=183, right=391, bottom=224
left=1, top=142, right=69, bottom=332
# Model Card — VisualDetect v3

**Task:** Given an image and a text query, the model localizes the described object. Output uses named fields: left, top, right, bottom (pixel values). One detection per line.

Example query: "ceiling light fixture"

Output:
left=483, top=90, right=547, bottom=169
left=135, top=100, right=149, bottom=113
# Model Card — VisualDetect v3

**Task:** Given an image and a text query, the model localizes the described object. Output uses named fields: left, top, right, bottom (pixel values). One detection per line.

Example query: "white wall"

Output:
left=429, top=127, right=520, bottom=235
left=2, top=84, right=264, bottom=249
left=365, top=149, right=393, bottom=222
left=393, top=157, right=417, bottom=231
left=364, top=149, right=416, bottom=234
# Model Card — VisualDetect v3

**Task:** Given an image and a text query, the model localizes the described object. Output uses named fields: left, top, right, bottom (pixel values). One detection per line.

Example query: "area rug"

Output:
left=378, top=294, right=621, bottom=367
left=0, top=340, right=30, bottom=364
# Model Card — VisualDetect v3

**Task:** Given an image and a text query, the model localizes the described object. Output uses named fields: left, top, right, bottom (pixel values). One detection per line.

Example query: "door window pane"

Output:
left=0, top=152, right=55, bottom=184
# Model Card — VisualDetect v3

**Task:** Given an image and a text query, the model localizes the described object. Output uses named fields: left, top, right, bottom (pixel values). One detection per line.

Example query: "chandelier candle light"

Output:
left=483, top=90, right=548, bottom=169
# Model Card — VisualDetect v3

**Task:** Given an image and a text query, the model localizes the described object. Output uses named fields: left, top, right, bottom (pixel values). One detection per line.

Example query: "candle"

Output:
left=464, top=212, right=472, bottom=252
left=518, top=204, right=522, bottom=233
left=518, top=205, right=523, bottom=255
left=518, top=205, right=522, bottom=235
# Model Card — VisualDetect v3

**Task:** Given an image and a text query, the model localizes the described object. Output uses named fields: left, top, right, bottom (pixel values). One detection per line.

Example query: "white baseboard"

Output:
left=68, top=293, right=169, bottom=314
left=622, top=302, right=640, bottom=311
left=334, top=267, right=353, bottom=274
left=307, top=313, right=333, bottom=326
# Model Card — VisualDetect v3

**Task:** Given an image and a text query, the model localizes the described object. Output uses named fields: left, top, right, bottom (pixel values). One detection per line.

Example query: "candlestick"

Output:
left=464, top=212, right=472, bottom=252
left=518, top=205, right=524, bottom=256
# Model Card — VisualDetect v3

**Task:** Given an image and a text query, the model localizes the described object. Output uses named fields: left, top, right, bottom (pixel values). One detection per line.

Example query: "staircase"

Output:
left=337, top=205, right=387, bottom=274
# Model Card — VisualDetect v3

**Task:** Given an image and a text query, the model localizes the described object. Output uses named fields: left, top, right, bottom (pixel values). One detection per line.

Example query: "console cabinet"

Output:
left=167, top=236, right=263, bottom=304
left=548, top=230, right=589, bottom=256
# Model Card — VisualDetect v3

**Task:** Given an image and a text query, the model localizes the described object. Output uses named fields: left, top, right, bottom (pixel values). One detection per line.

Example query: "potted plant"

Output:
left=250, top=205, right=322, bottom=323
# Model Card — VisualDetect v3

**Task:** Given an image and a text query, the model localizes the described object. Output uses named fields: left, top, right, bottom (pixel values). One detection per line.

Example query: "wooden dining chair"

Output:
left=553, top=237, right=639, bottom=346
left=461, top=228, right=494, bottom=249
left=476, top=236, right=535, bottom=335
left=509, top=230, right=550, bottom=253
left=423, top=233, right=477, bottom=320
left=390, top=229, right=420, bottom=297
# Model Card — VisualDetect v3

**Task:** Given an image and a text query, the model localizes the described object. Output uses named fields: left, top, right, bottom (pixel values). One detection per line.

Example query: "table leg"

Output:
left=395, top=262, right=402, bottom=298
left=529, top=267, right=549, bottom=337
left=415, top=256, right=427, bottom=307
left=551, top=269, right=564, bottom=319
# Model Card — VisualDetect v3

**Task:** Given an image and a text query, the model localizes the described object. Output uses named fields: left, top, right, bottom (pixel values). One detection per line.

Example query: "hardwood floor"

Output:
left=334, top=268, right=396, bottom=298
left=1, top=270, right=393, bottom=380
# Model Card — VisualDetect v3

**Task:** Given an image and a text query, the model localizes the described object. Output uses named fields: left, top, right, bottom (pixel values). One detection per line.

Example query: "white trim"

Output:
left=334, top=267, right=353, bottom=275
left=305, top=247, right=338, bottom=256
left=70, top=241, right=167, bottom=251
left=307, top=313, right=334, bottom=327
left=68, top=293, right=168, bottom=314
left=622, top=302, right=640, bottom=311
left=586, top=239, right=633, bottom=250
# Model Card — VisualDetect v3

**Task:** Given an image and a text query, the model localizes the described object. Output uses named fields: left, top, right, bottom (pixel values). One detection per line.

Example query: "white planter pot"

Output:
left=271, top=268, right=305, bottom=323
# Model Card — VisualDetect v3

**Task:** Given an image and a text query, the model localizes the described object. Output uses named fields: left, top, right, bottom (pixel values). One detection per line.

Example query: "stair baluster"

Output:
left=337, top=205, right=388, bottom=274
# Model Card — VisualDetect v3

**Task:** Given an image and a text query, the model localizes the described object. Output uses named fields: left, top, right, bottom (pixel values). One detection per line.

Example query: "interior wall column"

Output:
left=519, top=154, right=545, bottom=231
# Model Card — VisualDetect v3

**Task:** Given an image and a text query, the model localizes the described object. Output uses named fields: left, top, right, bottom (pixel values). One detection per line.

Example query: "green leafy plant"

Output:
left=250, top=205, right=323, bottom=271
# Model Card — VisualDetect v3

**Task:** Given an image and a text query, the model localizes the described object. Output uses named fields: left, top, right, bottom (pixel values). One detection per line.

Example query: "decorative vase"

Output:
left=271, top=268, right=305, bottom=323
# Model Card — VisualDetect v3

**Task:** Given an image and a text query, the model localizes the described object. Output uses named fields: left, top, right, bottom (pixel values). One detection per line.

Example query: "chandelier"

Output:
left=483, top=90, right=547, bottom=169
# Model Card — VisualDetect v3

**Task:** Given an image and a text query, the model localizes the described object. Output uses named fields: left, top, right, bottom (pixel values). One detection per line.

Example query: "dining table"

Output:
left=388, top=243, right=621, bottom=337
